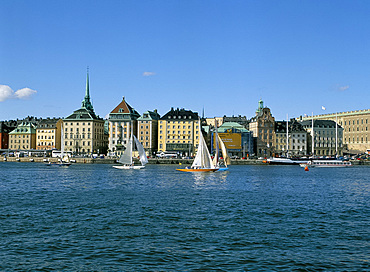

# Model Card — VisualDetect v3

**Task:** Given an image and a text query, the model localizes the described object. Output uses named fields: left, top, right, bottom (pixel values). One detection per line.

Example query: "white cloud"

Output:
left=338, top=85, right=349, bottom=91
left=14, top=87, right=37, bottom=99
left=0, top=85, right=37, bottom=102
left=0, top=85, right=14, bottom=102
left=142, top=72, right=156, bottom=76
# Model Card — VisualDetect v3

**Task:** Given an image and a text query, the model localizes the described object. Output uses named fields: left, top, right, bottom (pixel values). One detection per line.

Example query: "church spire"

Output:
left=85, top=67, right=90, bottom=101
left=81, top=67, right=94, bottom=113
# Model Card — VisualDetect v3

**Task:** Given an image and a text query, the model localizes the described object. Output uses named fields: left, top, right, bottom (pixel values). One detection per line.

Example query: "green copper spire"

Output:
left=81, top=67, right=94, bottom=113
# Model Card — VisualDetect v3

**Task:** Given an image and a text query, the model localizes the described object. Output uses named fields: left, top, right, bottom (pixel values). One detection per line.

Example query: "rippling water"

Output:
left=0, top=162, right=369, bottom=271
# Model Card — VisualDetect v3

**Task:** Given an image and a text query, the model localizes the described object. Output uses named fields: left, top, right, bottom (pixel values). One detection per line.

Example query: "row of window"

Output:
left=346, top=127, right=368, bottom=132
left=65, top=141, right=91, bottom=146
left=37, top=135, right=54, bottom=139
left=343, top=119, right=368, bottom=125
left=345, top=137, right=368, bottom=143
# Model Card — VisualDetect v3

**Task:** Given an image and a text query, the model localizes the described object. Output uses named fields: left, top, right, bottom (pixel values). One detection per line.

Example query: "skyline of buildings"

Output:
left=1, top=74, right=369, bottom=156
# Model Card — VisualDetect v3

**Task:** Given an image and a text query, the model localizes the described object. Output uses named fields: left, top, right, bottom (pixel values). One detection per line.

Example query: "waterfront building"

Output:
left=108, top=97, right=140, bottom=156
left=300, top=120, right=344, bottom=157
left=137, top=110, right=160, bottom=156
left=212, top=122, right=254, bottom=158
left=36, top=118, right=63, bottom=150
left=63, top=72, right=107, bottom=155
left=299, top=109, right=370, bottom=154
left=158, top=107, right=199, bottom=156
left=274, top=119, right=307, bottom=156
left=249, top=100, right=275, bottom=157
left=8, top=122, right=37, bottom=150
left=0, top=121, right=17, bottom=150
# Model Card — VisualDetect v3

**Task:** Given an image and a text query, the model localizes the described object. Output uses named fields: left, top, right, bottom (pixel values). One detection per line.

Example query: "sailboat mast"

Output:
left=286, top=114, right=289, bottom=157
left=311, top=112, right=314, bottom=156
left=335, top=112, right=338, bottom=156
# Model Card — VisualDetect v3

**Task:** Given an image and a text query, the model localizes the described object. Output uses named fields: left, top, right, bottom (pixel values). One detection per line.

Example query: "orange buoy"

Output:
left=304, top=166, right=309, bottom=171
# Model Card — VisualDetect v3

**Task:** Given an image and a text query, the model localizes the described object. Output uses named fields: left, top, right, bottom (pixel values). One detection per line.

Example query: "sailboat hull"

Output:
left=113, top=165, right=145, bottom=170
left=176, top=168, right=218, bottom=172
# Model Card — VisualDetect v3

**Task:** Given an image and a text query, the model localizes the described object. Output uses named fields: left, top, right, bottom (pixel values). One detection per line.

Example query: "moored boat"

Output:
left=300, top=160, right=352, bottom=168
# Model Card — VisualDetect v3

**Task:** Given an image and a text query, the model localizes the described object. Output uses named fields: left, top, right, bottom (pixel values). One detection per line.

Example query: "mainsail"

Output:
left=191, top=121, right=215, bottom=169
left=218, top=134, right=231, bottom=167
left=118, top=135, right=133, bottom=165
left=134, top=135, right=148, bottom=166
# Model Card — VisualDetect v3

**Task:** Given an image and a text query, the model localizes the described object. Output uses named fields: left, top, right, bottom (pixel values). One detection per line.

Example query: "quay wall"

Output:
left=0, top=156, right=369, bottom=165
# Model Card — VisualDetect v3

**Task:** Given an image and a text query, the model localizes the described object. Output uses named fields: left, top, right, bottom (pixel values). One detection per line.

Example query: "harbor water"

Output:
left=0, top=162, right=369, bottom=271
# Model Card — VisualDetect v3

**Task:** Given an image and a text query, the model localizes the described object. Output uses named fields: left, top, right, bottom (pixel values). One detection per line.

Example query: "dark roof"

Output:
left=64, top=108, right=101, bottom=121
left=300, top=119, right=342, bottom=129
left=160, top=107, right=198, bottom=121
left=275, top=119, right=306, bottom=133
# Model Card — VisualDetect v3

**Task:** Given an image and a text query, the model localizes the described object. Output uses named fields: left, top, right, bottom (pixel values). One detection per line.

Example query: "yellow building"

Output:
left=158, top=108, right=200, bottom=156
left=299, top=109, right=369, bottom=153
left=137, top=110, right=160, bottom=156
left=9, top=122, right=37, bottom=150
left=36, top=118, right=63, bottom=150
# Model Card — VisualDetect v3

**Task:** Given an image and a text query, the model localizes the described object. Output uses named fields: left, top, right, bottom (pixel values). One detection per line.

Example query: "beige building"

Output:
left=137, top=110, right=160, bottom=156
left=158, top=108, right=200, bottom=156
left=9, top=122, right=37, bottom=150
left=63, top=72, right=107, bottom=155
left=249, top=100, right=275, bottom=157
left=108, top=97, right=140, bottom=156
left=299, top=109, right=369, bottom=153
left=274, top=120, right=307, bottom=156
left=36, top=118, right=63, bottom=150
left=300, top=120, right=344, bottom=156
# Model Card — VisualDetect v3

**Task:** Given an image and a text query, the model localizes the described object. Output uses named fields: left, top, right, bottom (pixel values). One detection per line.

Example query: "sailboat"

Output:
left=113, top=130, right=148, bottom=170
left=176, top=120, right=218, bottom=172
left=212, top=122, right=231, bottom=171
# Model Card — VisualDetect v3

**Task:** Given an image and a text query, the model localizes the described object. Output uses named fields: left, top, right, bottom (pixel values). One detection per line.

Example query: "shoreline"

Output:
left=1, top=156, right=369, bottom=165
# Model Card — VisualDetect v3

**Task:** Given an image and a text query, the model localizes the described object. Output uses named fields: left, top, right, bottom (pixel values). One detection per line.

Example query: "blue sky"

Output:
left=1, top=0, right=369, bottom=121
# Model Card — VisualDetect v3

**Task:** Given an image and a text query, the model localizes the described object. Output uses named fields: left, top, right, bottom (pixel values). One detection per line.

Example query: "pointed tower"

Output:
left=81, top=68, right=94, bottom=114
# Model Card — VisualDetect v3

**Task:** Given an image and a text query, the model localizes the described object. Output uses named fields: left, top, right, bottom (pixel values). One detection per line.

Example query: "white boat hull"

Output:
left=113, top=165, right=145, bottom=170
left=300, top=160, right=352, bottom=168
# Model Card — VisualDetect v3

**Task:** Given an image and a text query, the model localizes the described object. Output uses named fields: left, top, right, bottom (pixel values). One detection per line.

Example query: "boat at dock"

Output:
left=300, top=160, right=352, bottom=168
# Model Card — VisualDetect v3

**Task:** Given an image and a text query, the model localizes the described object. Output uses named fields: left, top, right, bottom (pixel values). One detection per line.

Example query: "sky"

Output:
left=1, top=0, right=370, bottom=121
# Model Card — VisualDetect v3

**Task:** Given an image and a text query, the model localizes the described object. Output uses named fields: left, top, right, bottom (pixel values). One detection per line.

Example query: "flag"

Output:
left=322, top=106, right=326, bottom=110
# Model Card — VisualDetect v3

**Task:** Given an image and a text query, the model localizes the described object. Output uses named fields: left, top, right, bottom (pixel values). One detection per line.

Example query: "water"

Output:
left=0, top=162, right=369, bottom=271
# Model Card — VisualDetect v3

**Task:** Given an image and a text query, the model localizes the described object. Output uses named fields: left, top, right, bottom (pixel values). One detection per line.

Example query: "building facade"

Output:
left=137, top=110, right=160, bottom=156
left=8, top=122, right=37, bottom=150
left=63, top=72, right=107, bottom=155
left=108, top=97, right=140, bottom=156
left=249, top=100, right=275, bottom=157
left=36, top=118, right=63, bottom=150
left=274, top=119, right=307, bottom=156
left=211, top=122, right=254, bottom=158
left=0, top=121, right=17, bottom=150
left=158, top=108, right=199, bottom=156
left=299, top=109, right=370, bottom=153
left=300, top=120, right=344, bottom=157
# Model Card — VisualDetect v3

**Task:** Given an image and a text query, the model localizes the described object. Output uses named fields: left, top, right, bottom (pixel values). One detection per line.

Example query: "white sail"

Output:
left=218, top=134, right=231, bottom=167
left=118, top=135, right=133, bottom=165
left=212, top=127, right=219, bottom=167
left=191, top=121, right=215, bottom=169
left=133, top=135, right=148, bottom=166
